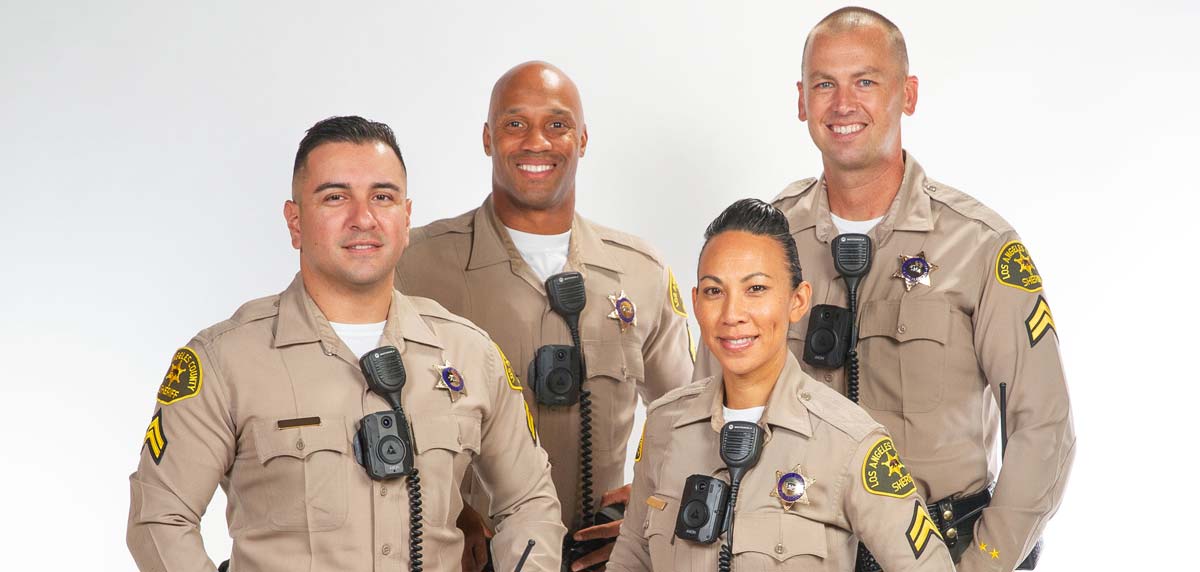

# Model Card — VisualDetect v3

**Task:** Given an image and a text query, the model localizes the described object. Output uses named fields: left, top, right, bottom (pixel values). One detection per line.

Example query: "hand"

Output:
left=570, top=484, right=633, bottom=572
left=456, top=504, right=494, bottom=572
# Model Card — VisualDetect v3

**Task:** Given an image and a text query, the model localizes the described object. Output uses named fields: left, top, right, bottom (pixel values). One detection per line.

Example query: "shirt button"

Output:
left=295, top=439, right=305, bottom=451
left=382, top=544, right=391, bottom=556
left=775, top=543, right=786, bottom=554
left=380, top=486, right=388, bottom=497
left=800, top=392, right=812, bottom=401
left=897, top=324, right=907, bottom=334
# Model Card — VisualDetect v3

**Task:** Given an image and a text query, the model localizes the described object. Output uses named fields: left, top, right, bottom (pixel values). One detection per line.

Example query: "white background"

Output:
left=2, top=0, right=1197, bottom=569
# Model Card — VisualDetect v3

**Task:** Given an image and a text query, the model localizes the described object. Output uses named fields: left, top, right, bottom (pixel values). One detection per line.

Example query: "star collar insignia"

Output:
left=770, top=465, right=815, bottom=510
left=432, top=361, right=466, bottom=402
left=894, top=251, right=939, bottom=291
left=608, top=291, right=637, bottom=332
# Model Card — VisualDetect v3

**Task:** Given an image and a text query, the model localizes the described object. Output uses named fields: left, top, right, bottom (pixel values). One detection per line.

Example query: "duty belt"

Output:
left=854, top=486, right=993, bottom=572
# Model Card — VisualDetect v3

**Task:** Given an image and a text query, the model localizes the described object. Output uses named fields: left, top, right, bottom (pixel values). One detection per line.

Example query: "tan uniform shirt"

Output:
left=697, top=155, right=1075, bottom=571
left=397, top=197, right=694, bottom=529
left=127, top=276, right=564, bottom=572
left=608, top=354, right=955, bottom=571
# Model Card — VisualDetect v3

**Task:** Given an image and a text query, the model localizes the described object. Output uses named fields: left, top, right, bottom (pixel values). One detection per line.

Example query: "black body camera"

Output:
left=353, top=346, right=416, bottom=480
left=674, top=474, right=730, bottom=544
left=530, top=344, right=581, bottom=407
left=803, top=304, right=852, bottom=368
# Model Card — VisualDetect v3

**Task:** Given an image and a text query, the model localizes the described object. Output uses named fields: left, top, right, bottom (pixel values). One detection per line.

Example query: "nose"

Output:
left=719, top=292, right=748, bottom=327
left=348, top=198, right=378, bottom=231
left=833, top=85, right=857, bottom=115
left=522, top=127, right=552, bottom=153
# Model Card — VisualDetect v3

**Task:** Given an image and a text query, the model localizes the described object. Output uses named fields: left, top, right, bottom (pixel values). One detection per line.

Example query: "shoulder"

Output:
left=192, top=293, right=281, bottom=348
left=924, top=176, right=1015, bottom=237
left=645, top=376, right=711, bottom=417
left=408, top=208, right=477, bottom=246
left=800, top=378, right=884, bottom=443
left=408, top=294, right=492, bottom=344
left=586, top=217, right=666, bottom=269
left=770, top=177, right=819, bottom=209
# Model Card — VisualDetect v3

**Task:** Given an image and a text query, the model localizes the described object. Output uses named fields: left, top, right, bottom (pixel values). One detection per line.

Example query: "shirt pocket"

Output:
left=251, top=417, right=350, bottom=532
left=733, top=512, right=828, bottom=568
left=644, top=492, right=681, bottom=570
left=411, top=414, right=480, bottom=526
left=857, top=299, right=950, bottom=413
left=583, top=341, right=639, bottom=453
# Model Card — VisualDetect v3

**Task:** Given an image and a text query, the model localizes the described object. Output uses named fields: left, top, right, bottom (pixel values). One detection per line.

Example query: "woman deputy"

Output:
left=606, top=199, right=954, bottom=571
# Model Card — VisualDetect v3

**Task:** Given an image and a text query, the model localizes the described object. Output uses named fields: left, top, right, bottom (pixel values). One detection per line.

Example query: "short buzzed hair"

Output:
left=293, top=115, right=406, bottom=175
left=802, top=6, right=909, bottom=77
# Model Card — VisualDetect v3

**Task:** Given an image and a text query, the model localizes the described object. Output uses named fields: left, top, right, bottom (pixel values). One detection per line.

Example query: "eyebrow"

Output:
left=698, top=272, right=772, bottom=284
left=312, top=182, right=402, bottom=194
left=809, top=66, right=884, bottom=81
left=501, top=107, right=573, bottom=118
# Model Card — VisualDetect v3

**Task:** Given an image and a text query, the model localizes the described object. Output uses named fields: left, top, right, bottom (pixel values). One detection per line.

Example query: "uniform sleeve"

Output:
left=845, top=432, right=956, bottom=572
left=638, top=266, right=695, bottom=403
left=127, top=340, right=235, bottom=572
left=962, top=233, right=1076, bottom=572
left=606, top=415, right=660, bottom=571
left=474, top=343, right=566, bottom=572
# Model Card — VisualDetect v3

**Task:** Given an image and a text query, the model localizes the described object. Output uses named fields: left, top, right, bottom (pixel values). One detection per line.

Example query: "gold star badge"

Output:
left=769, top=465, right=814, bottom=510
left=607, top=291, right=637, bottom=332
left=432, top=361, right=467, bottom=402
left=893, top=252, right=939, bottom=291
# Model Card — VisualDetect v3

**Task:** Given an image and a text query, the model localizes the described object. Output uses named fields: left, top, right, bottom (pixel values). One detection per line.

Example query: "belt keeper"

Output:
left=937, top=499, right=957, bottom=547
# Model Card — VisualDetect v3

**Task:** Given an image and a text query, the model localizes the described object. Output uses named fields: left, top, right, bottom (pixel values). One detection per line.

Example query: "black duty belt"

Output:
left=855, top=486, right=993, bottom=572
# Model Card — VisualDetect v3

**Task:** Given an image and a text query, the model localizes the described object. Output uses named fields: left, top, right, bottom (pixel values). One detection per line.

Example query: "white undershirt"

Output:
left=722, top=405, right=766, bottom=424
left=831, top=213, right=883, bottom=235
left=330, top=321, right=386, bottom=358
left=506, top=226, right=571, bottom=283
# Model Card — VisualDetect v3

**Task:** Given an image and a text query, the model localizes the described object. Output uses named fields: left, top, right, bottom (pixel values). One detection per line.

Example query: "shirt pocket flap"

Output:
left=734, top=512, right=827, bottom=562
left=412, top=415, right=480, bottom=454
left=859, top=300, right=948, bottom=343
left=253, top=417, right=349, bottom=463
left=583, top=341, right=633, bottom=382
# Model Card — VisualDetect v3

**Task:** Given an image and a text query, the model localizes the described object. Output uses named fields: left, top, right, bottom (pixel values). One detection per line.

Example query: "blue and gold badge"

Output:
left=432, top=361, right=467, bottom=402
left=893, top=252, right=939, bottom=291
left=770, top=465, right=814, bottom=510
left=608, top=290, right=637, bottom=332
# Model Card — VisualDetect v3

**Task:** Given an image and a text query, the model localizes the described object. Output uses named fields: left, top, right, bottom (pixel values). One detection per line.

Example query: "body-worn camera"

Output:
left=530, top=344, right=581, bottom=407
left=353, top=408, right=416, bottom=480
left=674, top=474, right=730, bottom=544
left=803, top=304, right=852, bottom=369
left=563, top=503, right=626, bottom=571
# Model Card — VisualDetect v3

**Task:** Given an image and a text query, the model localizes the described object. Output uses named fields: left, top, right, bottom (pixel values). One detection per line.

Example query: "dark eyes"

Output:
left=858, top=79, right=875, bottom=87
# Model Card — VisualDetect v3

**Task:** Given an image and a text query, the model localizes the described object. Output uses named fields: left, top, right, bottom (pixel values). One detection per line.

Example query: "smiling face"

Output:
left=798, top=24, right=917, bottom=174
left=484, top=62, right=587, bottom=212
left=285, top=141, right=411, bottom=294
left=693, top=231, right=811, bottom=385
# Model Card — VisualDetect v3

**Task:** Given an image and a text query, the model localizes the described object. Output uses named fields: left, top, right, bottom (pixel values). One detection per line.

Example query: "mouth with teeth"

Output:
left=343, top=241, right=383, bottom=254
left=717, top=335, right=759, bottom=353
left=828, top=123, right=866, bottom=138
left=516, top=161, right=557, bottom=179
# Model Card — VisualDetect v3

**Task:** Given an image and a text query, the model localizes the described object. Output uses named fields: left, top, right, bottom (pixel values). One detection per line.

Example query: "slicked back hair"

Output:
left=293, top=115, right=406, bottom=176
left=702, top=198, right=804, bottom=288
left=802, top=6, right=909, bottom=78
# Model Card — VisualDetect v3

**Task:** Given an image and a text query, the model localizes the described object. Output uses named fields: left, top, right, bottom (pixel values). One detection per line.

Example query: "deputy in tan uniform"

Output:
left=397, top=61, right=694, bottom=570
left=127, top=116, right=564, bottom=571
left=697, top=8, right=1076, bottom=572
left=609, top=199, right=954, bottom=571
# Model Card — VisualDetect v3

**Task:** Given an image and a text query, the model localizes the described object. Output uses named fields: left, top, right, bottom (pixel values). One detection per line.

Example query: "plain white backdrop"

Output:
left=2, top=0, right=1197, bottom=569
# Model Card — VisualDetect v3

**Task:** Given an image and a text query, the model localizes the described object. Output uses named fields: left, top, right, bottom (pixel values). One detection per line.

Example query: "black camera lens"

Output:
left=682, top=500, right=710, bottom=528
left=696, top=480, right=708, bottom=491
left=378, top=435, right=407, bottom=464
left=556, top=349, right=567, bottom=361
left=822, top=310, right=832, bottom=320
left=381, top=415, right=393, bottom=428
left=811, top=329, right=836, bottom=354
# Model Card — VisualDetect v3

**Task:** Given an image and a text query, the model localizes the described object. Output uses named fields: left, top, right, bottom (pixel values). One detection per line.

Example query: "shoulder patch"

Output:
left=995, top=240, right=1043, bottom=293
left=496, top=344, right=522, bottom=390
left=157, top=347, right=203, bottom=405
left=667, top=268, right=688, bottom=318
left=523, top=401, right=537, bottom=443
left=634, top=423, right=646, bottom=462
left=906, top=501, right=944, bottom=558
left=862, top=437, right=916, bottom=498
left=646, top=378, right=710, bottom=416
left=143, top=409, right=167, bottom=464
left=1025, top=295, right=1057, bottom=347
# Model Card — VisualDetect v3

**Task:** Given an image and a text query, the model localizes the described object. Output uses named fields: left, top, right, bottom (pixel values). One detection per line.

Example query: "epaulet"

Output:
left=924, top=178, right=1014, bottom=236
left=799, top=378, right=882, bottom=443
left=646, top=377, right=712, bottom=416
left=408, top=295, right=490, bottom=340
left=195, top=294, right=280, bottom=343
left=770, top=177, right=819, bottom=205
left=411, top=209, right=476, bottom=242
left=591, top=220, right=664, bottom=267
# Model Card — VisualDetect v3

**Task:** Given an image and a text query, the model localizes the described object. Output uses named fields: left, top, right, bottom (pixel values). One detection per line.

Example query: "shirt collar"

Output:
left=467, top=195, right=622, bottom=275
left=673, top=352, right=813, bottom=439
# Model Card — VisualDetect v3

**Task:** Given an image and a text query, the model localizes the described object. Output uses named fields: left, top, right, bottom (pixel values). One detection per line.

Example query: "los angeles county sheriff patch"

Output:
left=995, top=241, right=1043, bottom=293
left=667, top=268, right=688, bottom=318
left=496, top=344, right=522, bottom=391
left=862, top=437, right=916, bottom=498
left=157, top=347, right=203, bottom=405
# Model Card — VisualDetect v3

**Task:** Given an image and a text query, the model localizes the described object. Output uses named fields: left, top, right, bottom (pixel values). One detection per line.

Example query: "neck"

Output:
left=492, top=188, right=576, bottom=234
left=823, top=152, right=906, bottom=221
left=300, top=269, right=393, bottom=323
left=722, top=350, right=787, bottom=409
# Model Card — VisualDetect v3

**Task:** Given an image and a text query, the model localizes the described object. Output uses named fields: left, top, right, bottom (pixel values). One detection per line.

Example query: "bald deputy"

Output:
left=696, top=7, right=1075, bottom=572
left=397, top=61, right=695, bottom=570
left=127, top=116, right=564, bottom=571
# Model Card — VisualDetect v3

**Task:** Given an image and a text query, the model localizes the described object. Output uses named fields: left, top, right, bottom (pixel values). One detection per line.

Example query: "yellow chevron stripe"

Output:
left=906, top=502, right=943, bottom=558
left=1025, top=296, right=1056, bottom=346
left=144, top=410, right=167, bottom=463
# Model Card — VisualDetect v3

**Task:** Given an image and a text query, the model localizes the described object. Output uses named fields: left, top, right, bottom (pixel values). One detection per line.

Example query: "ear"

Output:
left=482, top=123, right=493, bottom=156
left=796, top=81, right=809, bottom=122
left=788, top=281, right=812, bottom=324
left=404, top=197, right=413, bottom=231
left=578, top=124, right=589, bottom=157
left=903, top=75, right=919, bottom=116
left=284, top=200, right=302, bottom=250
left=691, top=285, right=699, bottom=310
